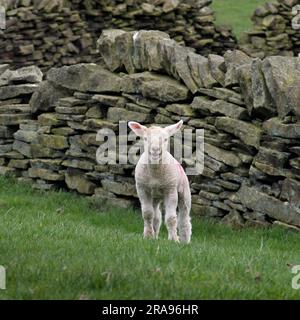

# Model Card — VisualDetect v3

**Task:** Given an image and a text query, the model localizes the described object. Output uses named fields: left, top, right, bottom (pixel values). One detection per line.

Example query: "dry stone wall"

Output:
left=0, top=64, right=42, bottom=175
left=240, top=0, right=300, bottom=58
left=69, top=0, right=236, bottom=56
left=0, top=0, right=95, bottom=71
left=0, top=0, right=236, bottom=70
left=1, top=30, right=300, bottom=229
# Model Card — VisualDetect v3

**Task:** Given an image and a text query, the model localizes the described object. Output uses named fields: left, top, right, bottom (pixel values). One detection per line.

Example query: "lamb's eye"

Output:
left=164, top=138, right=168, bottom=142
left=144, top=137, right=147, bottom=141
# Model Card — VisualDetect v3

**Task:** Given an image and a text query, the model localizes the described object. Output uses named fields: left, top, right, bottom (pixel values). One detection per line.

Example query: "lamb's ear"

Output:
left=165, top=120, right=183, bottom=137
left=128, top=121, right=147, bottom=137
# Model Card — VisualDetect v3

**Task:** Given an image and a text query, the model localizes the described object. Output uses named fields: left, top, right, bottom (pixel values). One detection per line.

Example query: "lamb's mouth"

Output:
left=149, top=151, right=162, bottom=160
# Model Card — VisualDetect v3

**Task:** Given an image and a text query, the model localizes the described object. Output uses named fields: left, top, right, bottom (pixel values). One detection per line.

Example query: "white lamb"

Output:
left=128, top=120, right=192, bottom=244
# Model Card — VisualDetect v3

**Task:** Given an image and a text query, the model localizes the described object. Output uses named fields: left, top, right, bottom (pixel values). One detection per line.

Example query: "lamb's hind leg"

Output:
left=178, top=183, right=192, bottom=244
left=153, top=199, right=162, bottom=239
left=137, top=186, right=155, bottom=239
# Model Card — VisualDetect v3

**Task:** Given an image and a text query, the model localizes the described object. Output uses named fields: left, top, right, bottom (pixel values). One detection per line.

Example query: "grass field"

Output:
left=212, top=0, right=268, bottom=37
left=0, top=0, right=299, bottom=300
left=0, top=176, right=300, bottom=299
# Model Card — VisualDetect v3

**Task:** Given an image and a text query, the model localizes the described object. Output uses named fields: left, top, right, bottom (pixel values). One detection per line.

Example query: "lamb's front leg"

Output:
left=164, top=189, right=179, bottom=242
left=153, top=199, right=162, bottom=239
left=137, top=186, right=155, bottom=239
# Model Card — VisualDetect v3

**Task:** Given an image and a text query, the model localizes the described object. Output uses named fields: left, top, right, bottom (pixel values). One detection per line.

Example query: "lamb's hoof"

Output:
left=143, top=229, right=155, bottom=239
left=168, top=235, right=180, bottom=243
left=179, top=234, right=191, bottom=244
left=180, top=238, right=191, bottom=245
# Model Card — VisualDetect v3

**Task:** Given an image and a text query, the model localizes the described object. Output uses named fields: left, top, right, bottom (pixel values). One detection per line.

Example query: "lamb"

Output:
left=128, top=120, right=192, bottom=244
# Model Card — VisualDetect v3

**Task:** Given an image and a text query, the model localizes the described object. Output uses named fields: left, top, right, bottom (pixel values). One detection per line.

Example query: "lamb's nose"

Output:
left=151, top=147, right=159, bottom=153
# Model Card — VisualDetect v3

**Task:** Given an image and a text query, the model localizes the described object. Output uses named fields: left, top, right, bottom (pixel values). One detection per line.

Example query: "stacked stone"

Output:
left=0, top=0, right=236, bottom=70
left=70, top=0, right=236, bottom=56
left=241, top=56, right=300, bottom=227
left=0, top=64, right=42, bottom=177
left=1, top=30, right=300, bottom=229
left=0, top=1, right=95, bottom=70
left=7, top=63, right=139, bottom=206
left=240, top=0, right=300, bottom=58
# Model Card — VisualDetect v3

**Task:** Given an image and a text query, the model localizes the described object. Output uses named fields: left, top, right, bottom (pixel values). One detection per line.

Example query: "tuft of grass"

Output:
left=212, top=0, right=269, bottom=38
left=0, top=176, right=300, bottom=299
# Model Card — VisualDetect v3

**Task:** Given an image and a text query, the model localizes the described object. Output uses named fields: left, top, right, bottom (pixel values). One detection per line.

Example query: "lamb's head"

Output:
left=128, top=120, right=183, bottom=163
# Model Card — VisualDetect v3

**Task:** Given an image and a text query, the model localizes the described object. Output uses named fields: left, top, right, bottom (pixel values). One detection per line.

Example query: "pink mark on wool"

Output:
left=176, top=160, right=185, bottom=177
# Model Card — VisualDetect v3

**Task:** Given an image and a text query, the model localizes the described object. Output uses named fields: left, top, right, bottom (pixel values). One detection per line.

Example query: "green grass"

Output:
left=0, top=176, right=300, bottom=299
left=212, top=0, right=269, bottom=38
